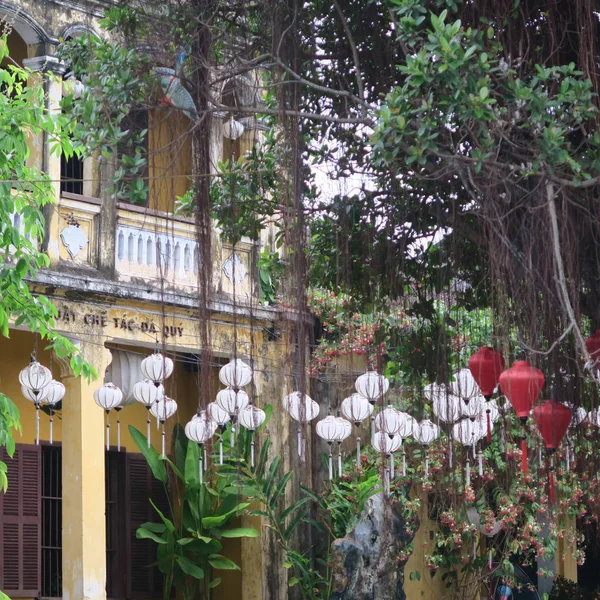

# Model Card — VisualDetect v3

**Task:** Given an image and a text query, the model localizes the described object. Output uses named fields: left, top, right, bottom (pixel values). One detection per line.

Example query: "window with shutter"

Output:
left=106, top=450, right=127, bottom=599
left=126, top=453, right=168, bottom=599
left=0, top=444, right=41, bottom=597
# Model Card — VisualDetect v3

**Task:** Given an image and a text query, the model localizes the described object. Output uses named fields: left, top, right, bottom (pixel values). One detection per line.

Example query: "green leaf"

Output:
left=201, top=503, right=250, bottom=528
left=479, top=86, right=489, bottom=100
left=184, top=438, right=201, bottom=488
left=220, top=527, right=260, bottom=539
left=136, top=527, right=167, bottom=544
left=176, top=556, right=205, bottom=580
left=128, top=425, right=167, bottom=484
left=208, top=555, right=240, bottom=570
left=208, top=577, right=222, bottom=589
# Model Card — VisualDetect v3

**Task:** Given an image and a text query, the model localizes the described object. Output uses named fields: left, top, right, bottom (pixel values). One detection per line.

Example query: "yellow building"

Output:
left=0, top=2, right=296, bottom=599
left=0, top=2, right=580, bottom=600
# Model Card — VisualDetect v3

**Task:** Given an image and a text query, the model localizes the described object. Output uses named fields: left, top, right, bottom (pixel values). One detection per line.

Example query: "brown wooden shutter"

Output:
left=126, top=453, right=168, bottom=598
left=0, top=444, right=41, bottom=597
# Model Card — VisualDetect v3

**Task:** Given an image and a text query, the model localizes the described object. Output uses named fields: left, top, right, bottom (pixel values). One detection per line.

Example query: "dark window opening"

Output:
left=60, top=152, right=84, bottom=196
left=117, top=108, right=149, bottom=206
left=41, top=445, right=62, bottom=598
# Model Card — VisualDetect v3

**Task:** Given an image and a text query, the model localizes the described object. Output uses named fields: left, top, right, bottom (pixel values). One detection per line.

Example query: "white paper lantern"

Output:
left=340, top=393, right=373, bottom=425
left=140, top=353, right=174, bottom=384
left=452, top=417, right=487, bottom=447
left=21, top=384, right=50, bottom=404
left=44, top=381, right=65, bottom=406
left=222, top=116, right=245, bottom=140
left=414, top=419, right=440, bottom=445
left=316, top=415, right=344, bottom=443
left=448, top=369, right=480, bottom=403
left=288, top=395, right=320, bottom=423
left=459, top=395, right=486, bottom=420
left=283, top=391, right=307, bottom=412
left=334, top=417, right=352, bottom=442
left=219, top=359, right=253, bottom=389
left=238, top=405, right=266, bottom=431
left=427, top=384, right=462, bottom=423
left=572, top=406, right=587, bottom=426
left=133, top=379, right=165, bottom=407
left=94, top=383, right=123, bottom=411
left=186, top=413, right=217, bottom=443
left=372, top=431, right=402, bottom=454
left=398, top=413, right=418, bottom=438
left=207, top=401, right=230, bottom=426
left=588, top=408, right=600, bottom=427
left=355, top=370, right=389, bottom=403
left=483, top=400, right=500, bottom=423
left=150, top=397, right=178, bottom=422
left=19, top=361, right=51, bottom=395
left=216, top=387, right=249, bottom=415
left=375, top=407, right=406, bottom=438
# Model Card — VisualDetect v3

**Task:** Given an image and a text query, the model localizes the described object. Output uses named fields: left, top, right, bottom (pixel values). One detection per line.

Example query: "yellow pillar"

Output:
left=60, top=341, right=110, bottom=600
left=22, top=56, right=65, bottom=265
left=556, top=516, right=578, bottom=582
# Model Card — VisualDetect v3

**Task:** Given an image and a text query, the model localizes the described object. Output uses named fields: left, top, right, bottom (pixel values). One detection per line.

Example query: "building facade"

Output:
left=0, top=1, right=295, bottom=599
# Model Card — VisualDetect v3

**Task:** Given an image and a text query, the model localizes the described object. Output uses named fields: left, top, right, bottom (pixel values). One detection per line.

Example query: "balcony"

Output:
left=39, top=192, right=257, bottom=307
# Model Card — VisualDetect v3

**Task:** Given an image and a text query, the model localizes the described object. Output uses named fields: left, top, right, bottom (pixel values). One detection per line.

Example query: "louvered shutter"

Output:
left=0, top=444, right=41, bottom=597
left=126, top=453, right=167, bottom=598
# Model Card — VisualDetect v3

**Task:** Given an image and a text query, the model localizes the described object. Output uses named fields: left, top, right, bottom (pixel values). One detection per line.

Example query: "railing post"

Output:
left=98, top=156, right=117, bottom=277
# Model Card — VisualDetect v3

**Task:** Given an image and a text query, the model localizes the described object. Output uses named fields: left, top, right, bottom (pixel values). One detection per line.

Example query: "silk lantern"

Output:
left=499, top=361, right=544, bottom=473
left=532, top=400, right=571, bottom=502
left=468, top=347, right=505, bottom=399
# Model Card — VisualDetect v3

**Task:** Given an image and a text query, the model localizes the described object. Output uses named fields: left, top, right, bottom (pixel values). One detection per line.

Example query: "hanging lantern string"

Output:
left=105, top=410, right=110, bottom=451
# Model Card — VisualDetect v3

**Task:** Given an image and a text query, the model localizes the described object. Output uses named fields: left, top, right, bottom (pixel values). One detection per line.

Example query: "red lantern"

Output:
left=532, top=400, right=571, bottom=452
left=498, top=361, right=544, bottom=420
left=532, top=400, right=571, bottom=503
left=498, top=361, right=544, bottom=473
left=585, top=330, right=600, bottom=364
left=468, top=347, right=505, bottom=399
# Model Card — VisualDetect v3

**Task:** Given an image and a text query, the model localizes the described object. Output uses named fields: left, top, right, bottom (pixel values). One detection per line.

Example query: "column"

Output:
left=22, top=55, right=67, bottom=265
left=59, top=341, right=111, bottom=600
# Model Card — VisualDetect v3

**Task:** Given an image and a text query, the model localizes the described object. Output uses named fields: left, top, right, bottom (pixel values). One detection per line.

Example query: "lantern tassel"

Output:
left=390, top=454, right=395, bottom=479
left=49, top=414, right=53, bottom=445
left=35, top=405, right=40, bottom=445
left=486, top=411, right=492, bottom=443
left=161, top=425, right=166, bottom=458
left=117, top=419, right=121, bottom=452
left=370, top=416, right=375, bottom=442
left=231, top=424, right=235, bottom=449
left=146, top=408, right=151, bottom=448
left=356, top=437, right=361, bottom=468
left=478, top=450, right=483, bottom=477
left=449, top=439, right=453, bottom=469
left=204, top=446, right=208, bottom=472
left=251, top=441, right=255, bottom=468
left=106, top=421, right=110, bottom=452
left=466, top=458, right=471, bottom=487
left=425, top=456, right=429, bottom=479
left=521, top=437, right=528, bottom=473
left=338, top=444, right=342, bottom=477
left=219, top=438, right=224, bottom=465
left=488, top=549, right=493, bottom=571
left=402, top=449, right=406, bottom=477
left=328, top=452, right=333, bottom=481
left=384, top=467, right=390, bottom=495
left=199, top=453, right=203, bottom=486
left=297, top=428, right=302, bottom=458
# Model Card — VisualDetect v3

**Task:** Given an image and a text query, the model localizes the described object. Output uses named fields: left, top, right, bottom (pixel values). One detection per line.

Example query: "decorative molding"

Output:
left=23, top=55, right=67, bottom=75
left=60, top=224, right=89, bottom=258
left=222, top=253, right=248, bottom=284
